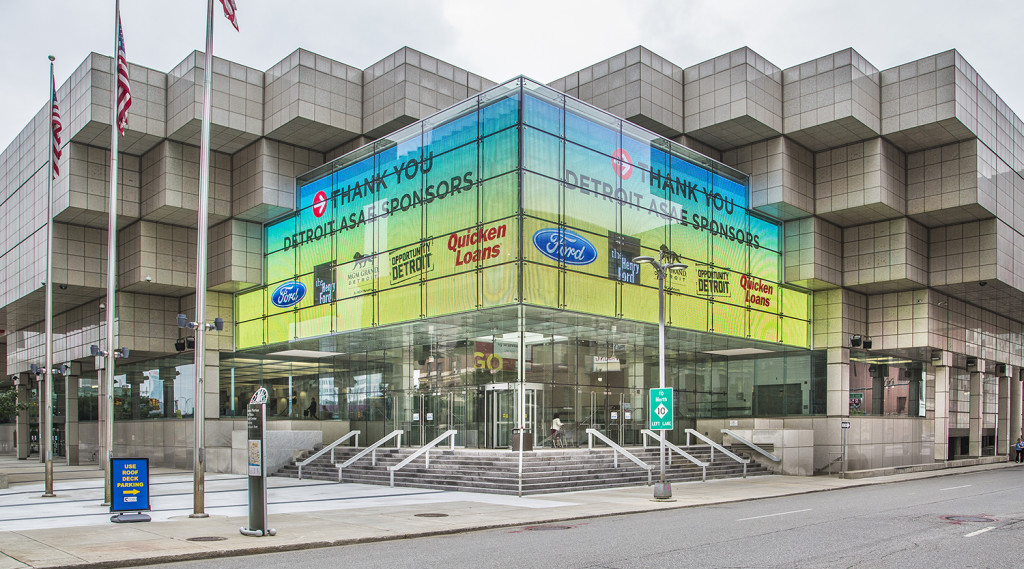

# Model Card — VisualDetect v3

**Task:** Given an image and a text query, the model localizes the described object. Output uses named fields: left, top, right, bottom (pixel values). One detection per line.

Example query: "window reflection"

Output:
left=849, top=358, right=925, bottom=417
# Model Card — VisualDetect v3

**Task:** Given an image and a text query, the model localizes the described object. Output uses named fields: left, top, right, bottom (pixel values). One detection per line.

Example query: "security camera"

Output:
left=144, top=276, right=152, bottom=282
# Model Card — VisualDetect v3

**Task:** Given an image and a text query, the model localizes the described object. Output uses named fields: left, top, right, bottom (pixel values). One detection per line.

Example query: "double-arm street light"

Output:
left=633, top=251, right=687, bottom=499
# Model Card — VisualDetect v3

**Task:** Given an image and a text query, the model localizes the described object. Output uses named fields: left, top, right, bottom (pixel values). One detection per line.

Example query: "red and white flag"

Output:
left=220, top=0, right=239, bottom=31
left=116, top=13, right=131, bottom=135
left=51, top=74, right=62, bottom=179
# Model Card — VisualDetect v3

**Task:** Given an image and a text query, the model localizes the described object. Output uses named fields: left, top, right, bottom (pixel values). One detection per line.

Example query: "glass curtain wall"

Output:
left=221, top=305, right=826, bottom=449
left=223, top=77, right=820, bottom=449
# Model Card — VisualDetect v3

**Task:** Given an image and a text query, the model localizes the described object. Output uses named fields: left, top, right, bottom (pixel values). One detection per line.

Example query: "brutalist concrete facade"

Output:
left=2, top=45, right=1022, bottom=474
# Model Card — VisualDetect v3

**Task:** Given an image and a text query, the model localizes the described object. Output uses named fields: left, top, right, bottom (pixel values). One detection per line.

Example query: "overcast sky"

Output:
left=3, top=0, right=1022, bottom=151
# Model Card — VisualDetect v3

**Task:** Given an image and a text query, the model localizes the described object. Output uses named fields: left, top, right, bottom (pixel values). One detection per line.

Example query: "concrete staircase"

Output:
left=274, top=444, right=774, bottom=495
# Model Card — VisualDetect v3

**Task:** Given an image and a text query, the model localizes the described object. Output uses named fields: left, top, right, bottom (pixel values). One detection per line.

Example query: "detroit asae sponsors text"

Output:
left=282, top=152, right=479, bottom=251
left=564, top=166, right=763, bottom=249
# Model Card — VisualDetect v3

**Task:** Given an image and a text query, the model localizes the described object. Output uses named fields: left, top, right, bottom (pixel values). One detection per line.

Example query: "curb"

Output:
left=5, top=461, right=1017, bottom=569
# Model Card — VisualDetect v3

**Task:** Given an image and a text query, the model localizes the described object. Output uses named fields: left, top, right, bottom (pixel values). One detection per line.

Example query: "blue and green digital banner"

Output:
left=235, top=81, right=810, bottom=350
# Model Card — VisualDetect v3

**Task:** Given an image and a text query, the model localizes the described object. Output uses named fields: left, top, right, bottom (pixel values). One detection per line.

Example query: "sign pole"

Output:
left=656, top=266, right=667, bottom=496
left=635, top=251, right=686, bottom=500
left=241, top=388, right=275, bottom=537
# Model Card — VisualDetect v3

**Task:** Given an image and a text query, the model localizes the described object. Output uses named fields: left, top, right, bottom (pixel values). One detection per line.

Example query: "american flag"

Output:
left=220, top=0, right=239, bottom=31
left=116, top=13, right=131, bottom=136
left=51, top=74, right=61, bottom=179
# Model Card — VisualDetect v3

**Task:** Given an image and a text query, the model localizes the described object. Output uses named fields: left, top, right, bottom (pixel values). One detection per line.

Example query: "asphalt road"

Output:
left=155, top=468, right=1024, bottom=569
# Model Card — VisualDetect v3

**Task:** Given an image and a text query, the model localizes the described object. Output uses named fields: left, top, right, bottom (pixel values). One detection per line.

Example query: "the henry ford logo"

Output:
left=312, top=190, right=328, bottom=218
left=313, top=262, right=335, bottom=306
left=612, top=148, right=633, bottom=180
left=271, top=281, right=306, bottom=308
left=532, top=228, right=598, bottom=266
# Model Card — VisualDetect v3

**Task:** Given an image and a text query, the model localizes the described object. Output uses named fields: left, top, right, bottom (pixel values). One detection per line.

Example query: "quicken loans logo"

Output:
left=532, top=228, right=598, bottom=266
left=271, top=281, right=306, bottom=308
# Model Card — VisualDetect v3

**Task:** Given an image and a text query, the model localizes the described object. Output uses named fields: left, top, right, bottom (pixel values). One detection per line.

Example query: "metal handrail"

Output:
left=338, top=429, right=403, bottom=482
left=388, top=430, right=456, bottom=487
left=641, top=429, right=708, bottom=482
left=685, top=428, right=749, bottom=478
left=586, top=428, right=652, bottom=485
left=297, top=430, right=360, bottom=480
left=721, top=429, right=781, bottom=462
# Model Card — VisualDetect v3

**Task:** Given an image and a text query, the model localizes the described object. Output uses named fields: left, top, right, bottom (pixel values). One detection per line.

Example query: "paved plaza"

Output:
left=0, top=458, right=1015, bottom=568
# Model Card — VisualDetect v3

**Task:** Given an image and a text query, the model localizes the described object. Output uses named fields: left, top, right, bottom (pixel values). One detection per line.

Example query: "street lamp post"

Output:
left=634, top=251, right=687, bottom=500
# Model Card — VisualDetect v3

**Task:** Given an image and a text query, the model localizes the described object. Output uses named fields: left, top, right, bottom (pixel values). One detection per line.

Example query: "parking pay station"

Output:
left=240, top=387, right=276, bottom=537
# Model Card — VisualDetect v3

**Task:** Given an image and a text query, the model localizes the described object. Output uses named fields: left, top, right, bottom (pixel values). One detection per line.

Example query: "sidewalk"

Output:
left=0, top=457, right=1015, bottom=569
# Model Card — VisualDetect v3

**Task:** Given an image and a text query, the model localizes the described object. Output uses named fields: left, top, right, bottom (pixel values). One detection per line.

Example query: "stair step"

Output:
left=273, top=445, right=773, bottom=494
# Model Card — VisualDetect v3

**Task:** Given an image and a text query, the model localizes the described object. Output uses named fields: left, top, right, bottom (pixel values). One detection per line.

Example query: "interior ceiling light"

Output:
left=702, top=348, right=774, bottom=356
left=475, top=332, right=568, bottom=345
left=269, top=349, right=342, bottom=359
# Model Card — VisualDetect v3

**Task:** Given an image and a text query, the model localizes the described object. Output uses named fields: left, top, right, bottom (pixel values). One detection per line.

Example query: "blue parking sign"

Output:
left=111, top=458, right=150, bottom=512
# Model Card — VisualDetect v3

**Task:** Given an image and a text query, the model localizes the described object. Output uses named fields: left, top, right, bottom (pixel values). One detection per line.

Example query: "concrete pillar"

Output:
left=204, top=350, right=220, bottom=420
left=1012, top=370, right=1023, bottom=448
left=97, top=369, right=107, bottom=470
left=65, top=368, right=80, bottom=466
left=37, top=374, right=46, bottom=463
left=933, top=351, right=951, bottom=462
left=129, top=377, right=142, bottom=420
left=968, top=358, right=985, bottom=457
left=15, top=375, right=30, bottom=460
left=161, top=366, right=176, bottom=418
left=826, top=347, right=850, bottom=416
left=997, top=367, right=1011, bottom=457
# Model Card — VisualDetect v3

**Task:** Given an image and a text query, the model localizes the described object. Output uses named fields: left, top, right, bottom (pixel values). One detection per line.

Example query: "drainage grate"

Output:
left=414, top=513, right=449, bottom=518
left=185, top=536, right=227, bottom=542
left=524, top=525, right=573, bottom=531
left=941, top=515, right=997, bottom=524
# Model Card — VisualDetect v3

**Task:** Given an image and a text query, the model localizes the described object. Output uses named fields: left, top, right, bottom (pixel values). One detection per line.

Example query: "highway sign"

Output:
left=649, top=388, right=674, bottom=430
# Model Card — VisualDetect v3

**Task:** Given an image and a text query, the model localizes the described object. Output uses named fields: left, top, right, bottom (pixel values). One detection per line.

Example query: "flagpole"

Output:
left=190, top=0, right=216, bottom=519
left=102, top=0, right=122, bottom=507
left=43, top=55, right=57, bottom=498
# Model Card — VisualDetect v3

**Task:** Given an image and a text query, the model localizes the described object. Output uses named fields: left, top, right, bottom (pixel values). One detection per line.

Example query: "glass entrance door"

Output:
left=483, top=383, right=544, bottom=448
left=581, top=387, right=646, bottom=445
left=406, top=391, right=454, bottom=445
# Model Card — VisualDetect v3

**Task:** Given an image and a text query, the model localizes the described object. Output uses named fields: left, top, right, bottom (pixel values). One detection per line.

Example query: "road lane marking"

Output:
left=964, top=526, right=995, bottom=537
left=940, top=485, right=972, bottom=491
left=738, top=509, right=811, bottom=521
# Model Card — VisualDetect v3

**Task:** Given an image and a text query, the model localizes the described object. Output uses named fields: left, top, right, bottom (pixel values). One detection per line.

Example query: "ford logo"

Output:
left=271, top=281, right=306, bottom=308
left=532, top=228, right=598, bottom=266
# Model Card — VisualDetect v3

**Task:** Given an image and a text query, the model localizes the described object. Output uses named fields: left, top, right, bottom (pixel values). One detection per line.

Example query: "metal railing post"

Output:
left=296, top=431, right=361, bottom=480
left=338, top=430, right=402, bottom=482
